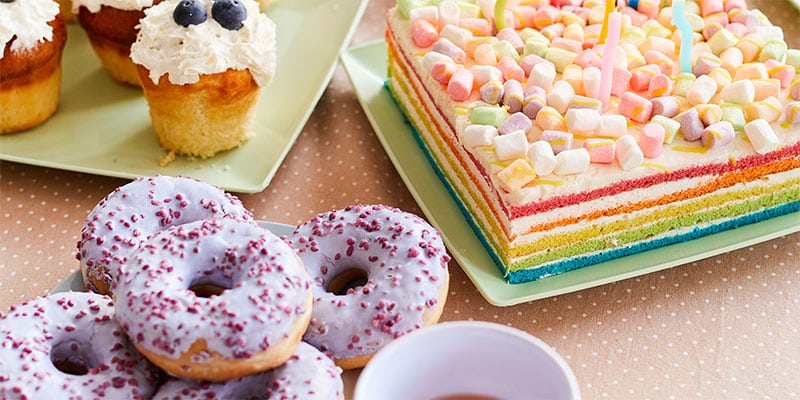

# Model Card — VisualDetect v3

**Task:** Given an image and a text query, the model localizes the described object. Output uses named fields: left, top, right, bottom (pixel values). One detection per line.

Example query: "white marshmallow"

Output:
left=718, top=79, right=755, bottom=105
left=492, top=130, right=528, bottom=161
left=527, top=140, right=557, bottom=176
left=437, top=1, right=460, bottom=30
left=462, top=124, right=498, bottom=149
left=615, top=135, right=644, bottom=171
left=744, top=119, right=779, bottom=154
left=440, top=24, right=472, bottom=50
left=582, top=66, right=601, bottom=99
left=531, top=62, right=557, bottom=91
left=423, top=52, right=454, bottom=72
left=554, top=148, right=591, bottom=175
left=686, top=74, right=718, bottom=106
left=565, top=108, right=601, bottom=134
left=470, top=65, right=503, bottom=87
left=597, top=114, right=628, bottom=138
left=546, top=80, right=575, bottom=115
left=409, top=5, right=438, bottom=24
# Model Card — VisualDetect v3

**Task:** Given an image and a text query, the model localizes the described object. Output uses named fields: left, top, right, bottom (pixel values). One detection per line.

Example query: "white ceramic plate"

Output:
left=51, top=221, right=294, bottom=293
left=340, top=40, right=800, bottom=307
left=0, top=0, right=368, bottom=193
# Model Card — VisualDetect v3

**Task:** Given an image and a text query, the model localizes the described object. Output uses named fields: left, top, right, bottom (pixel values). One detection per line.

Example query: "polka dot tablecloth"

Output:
left=1, top=0, right=799, bottom=398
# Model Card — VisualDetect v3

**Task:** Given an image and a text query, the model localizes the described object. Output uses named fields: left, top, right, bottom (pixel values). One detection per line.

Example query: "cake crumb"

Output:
left=159, top=151, right=176, bottom=167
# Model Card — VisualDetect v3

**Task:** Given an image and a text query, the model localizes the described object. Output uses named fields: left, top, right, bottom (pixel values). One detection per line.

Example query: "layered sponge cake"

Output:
left=386, top=0, right=800, bottom=283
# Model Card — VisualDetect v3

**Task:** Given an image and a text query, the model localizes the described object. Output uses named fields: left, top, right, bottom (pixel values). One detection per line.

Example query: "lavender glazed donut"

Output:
left=289, top=204, right=451, bottom=370
left=0, top=292, right=162, bottom=399
left=154, top=342, right=343, bottom=400
left=115, top=217, right=312, bottom=381
left=77, top=175, right=253, bottom=295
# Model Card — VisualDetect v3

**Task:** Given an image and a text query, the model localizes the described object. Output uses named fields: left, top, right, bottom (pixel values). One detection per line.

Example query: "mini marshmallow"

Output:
left=459, top=17, right=492, bottom=36
left=437, top=0, right=460, bottom=30
left=493, top=130, right=529, bottom=161
left=672, top=73, right=696, bottom=97
left=531, top=62, right=557, bottom=90
left=498, top=57, right=525, bottom=82
left=686, top=74, right=719, bottom=106
left=621, top=43, right=646, bottom=70
left=493, top=40, right=520, bottom=62
left=411, top=19, right=439, bottom=48
left=540, top=129, right=573, bottom=154
left=718, top=79, right=755, bottom=104
left=736, top=35, right=763, bottom=63
left=534, top=5, right=559, bottom=28
left=618, top=92, right=653, bottom=124
left=473, top=42, right=497, bottom=65
left=519, top=54, right=548, bottom=76
left=696, top=104, right=723, bottom=126
left=700, top=0, right=724, bottom=17
left=561, top=64, right=584, bottom=94
left=546, top=80, right=575, bottom=115
left=790, top=80, right=800, bottom=101
left=677, top=108, right=705, bottom=141
left=650, top=115, right=681, bottom=144
left=574, top=49, right=603, bottom=69
left=544, top=47, right=578, bottom=73
left=701, top=121, right=735, bottom=150
left=744, top=119, right=779, bottom=154
left=527, top=140, right=557, bottom=176
left=644, top=49, right=675, bottom=75
left=639, top=36, right=676, bottom=57
left=431, top=62, right=457, bottom=85
left=651, top=96, right=682, bottom=118
left=540, top=22, right=565, bottom=41
left=759, top=40, right=788, bottom=63
left=447, top=67, right=473, bottom=101
left=565, top=108, right=600, bottom=134
left=719, top=47, right=744, bottom=74
left=611, top=68, right=633, bottom=97
left=470, top=65, right=503, bottom=87
left=648, top=73, right=674, bottom=97
left=498, top=112, right=532, bottom=135
left=784, top=101, right=800, bottom=126
left=432, top=38, right=466, bottom=64
left=640, top=123, right=665, bottom=158
left=462, top=124, right=498, bottom=149
left=522, top=85, right=547, bottom=119
left=694, top=53, right=722, bottom=76
left=479, top=80, right=504, bottom=104
left=752, top=78, right=781, bottom=101
left=535, top=106, right=567, bottom=131
left=765, top=61, right=796, bottom=88
left=502, top=80, right=525, bottom=113
left=554, top=148, right=591, bottom=175
left=583, top=138, right=616, bottom=163
left=497, top=28, right=524, bottom=52
left=582, top=66, right=601, bottom=99
left=471, top=106, right=508, bottom=127
left=707, top=67, right=732, bottom=88
left=745, top=97, right=782, bottom=123
left=551, top=37, right=583, bottom=55
left=706, top=28, right=738, bottom=55
left=439, top=24, right=472, bottom=50
left=615, top=135, right=644, bottom=171
left=408, top=5, right=437, bottom=24
left=733, top=63, right=768, bottom=81
left=497, top=159, right=537, bottom=193
left=524, top=37, right=549, bottom=58
left=720, top=103, right=746, bottom=132
left=597, top=114, right=628, bottom=138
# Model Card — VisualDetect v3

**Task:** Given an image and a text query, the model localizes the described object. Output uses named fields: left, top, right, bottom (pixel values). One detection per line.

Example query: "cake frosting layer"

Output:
left=385, top=0, right=800, bottom=283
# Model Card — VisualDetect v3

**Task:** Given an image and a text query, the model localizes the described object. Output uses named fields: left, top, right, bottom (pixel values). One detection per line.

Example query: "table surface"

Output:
left=2, top=0, right=799, bottom=398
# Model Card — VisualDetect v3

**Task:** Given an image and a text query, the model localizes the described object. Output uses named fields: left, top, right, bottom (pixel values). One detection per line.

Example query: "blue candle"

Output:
left=627, top=0, right=639, bottom=9
left=671, top=0, right=694, bottom=74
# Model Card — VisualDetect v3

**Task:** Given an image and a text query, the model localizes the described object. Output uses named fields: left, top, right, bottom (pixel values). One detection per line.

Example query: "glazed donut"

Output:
left=153, top=342, right=344, bottom=399
left=289, top=204, right=451, bottom=369
left=76, top=175, right=253, bottom=295
left=115, top=217, right=312, bottom=381
left=0, top=292, right=162, bottom=399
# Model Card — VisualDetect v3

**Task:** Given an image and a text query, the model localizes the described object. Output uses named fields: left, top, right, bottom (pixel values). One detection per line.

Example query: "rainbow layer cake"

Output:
left=385, top=0, right=800, bottom=283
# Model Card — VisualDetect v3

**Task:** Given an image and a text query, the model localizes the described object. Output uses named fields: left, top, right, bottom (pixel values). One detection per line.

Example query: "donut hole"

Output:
left=51, top=340, right=95, bottom=375
left=189, top=281, right=229, bottom=298
left=326, top=268, right=368, bottom=295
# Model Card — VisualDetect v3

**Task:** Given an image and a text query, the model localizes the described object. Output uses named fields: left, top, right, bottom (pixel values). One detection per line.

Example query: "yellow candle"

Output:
left=598, top=0, right=615, bottom=44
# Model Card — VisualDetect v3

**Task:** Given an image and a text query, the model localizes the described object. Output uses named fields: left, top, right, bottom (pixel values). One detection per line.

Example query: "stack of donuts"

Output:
left=0, top=175, right=451, bottom=399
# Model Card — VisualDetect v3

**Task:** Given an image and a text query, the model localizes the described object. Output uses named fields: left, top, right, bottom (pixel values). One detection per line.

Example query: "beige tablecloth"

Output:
left=1, top=0, right=799, bottom=398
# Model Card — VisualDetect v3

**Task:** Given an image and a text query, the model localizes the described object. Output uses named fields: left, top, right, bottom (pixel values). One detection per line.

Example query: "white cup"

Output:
left=353, top=321, right=581, bottom=400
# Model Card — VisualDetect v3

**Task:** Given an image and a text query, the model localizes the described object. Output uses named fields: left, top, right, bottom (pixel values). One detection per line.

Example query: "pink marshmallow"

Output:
left=573, top=49, right=602, bottom=69
left=583, top=138, right=616, bottom=164
left=648, top=73, right=674, bottom=97
left=540, top=130, right=574, bottom=154
left=618, top=92, right=653, bottom=124
left=677, top=108, right=705, bottom=142
left=785, top=102, right=800, bottom=126
left=534, top=6, right=559, bottom=29
left=519, top=54, right=549, bottom=76
left=644, top=50, right=675, bottom=75
left=459, top=18, right=492, bottom=36
left=498, top=57, right=525, bottom=82
left=629, top=64, right=661, bottom=91
left=700, top=0, right=724, bottom=17
left=765, top=60, right=796, bottom=88
left=498, top=112, right=532, bottom=135
left=640, top=123, right=665, bottom=158
left=447, top=67, right=474, bottom=101
left=701, top=121, right=735, bottom=149
left=502, top=80, right=525, bottom=113
left=411, top=19, right=439, bottom=48
left=611, top=68, right=633, bottom=97
left=432, top=38, right=466, bottom=64
left=431, top=62, right=456, bottom=85
left=551, top=37, right=583, bottom=55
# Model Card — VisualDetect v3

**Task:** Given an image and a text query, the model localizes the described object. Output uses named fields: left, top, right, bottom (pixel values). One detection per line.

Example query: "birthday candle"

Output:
left=598, top=11, right=622, bottom=109
left=494, top=0, right=509, bottom=31
left=671, top=0, right=694, bottom=74
left=598, top=0, right=615, bottom=44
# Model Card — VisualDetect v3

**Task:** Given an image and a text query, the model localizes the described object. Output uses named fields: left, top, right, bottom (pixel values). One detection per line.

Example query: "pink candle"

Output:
left=598, top=11, right=621, bottom=110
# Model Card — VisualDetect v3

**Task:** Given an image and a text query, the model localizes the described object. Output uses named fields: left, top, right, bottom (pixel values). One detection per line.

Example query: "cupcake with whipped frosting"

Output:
left=131, top=0, right=276, bottom=159
left=1, top=0, right=66, bottom=134
left=73, top=0, right=160, bottom=86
